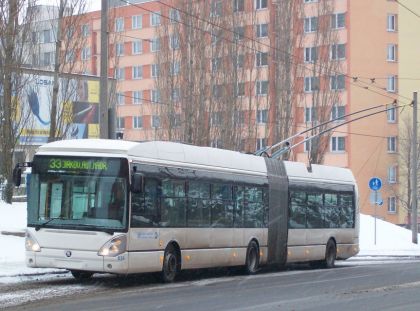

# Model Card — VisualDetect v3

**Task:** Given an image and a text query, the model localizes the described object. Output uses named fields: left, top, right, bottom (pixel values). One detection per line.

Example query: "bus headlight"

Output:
left=98, top=235, right=127, bottom=257
left=25, top=232, right=41, bottom=252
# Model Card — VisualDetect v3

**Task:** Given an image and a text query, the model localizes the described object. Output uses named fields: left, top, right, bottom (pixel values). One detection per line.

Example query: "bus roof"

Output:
left=37, top=139, right=355, bottom=184
left=37, top=139, right=268, bottom=175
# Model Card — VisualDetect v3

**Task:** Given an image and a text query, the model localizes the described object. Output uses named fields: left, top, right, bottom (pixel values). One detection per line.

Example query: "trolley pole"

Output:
left=99, top=0, right=109, bottom=139
left=412, top=92, right=418, bottom=244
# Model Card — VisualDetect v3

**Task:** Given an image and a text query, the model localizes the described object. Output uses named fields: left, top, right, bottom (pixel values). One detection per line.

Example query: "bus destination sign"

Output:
left=48, top=159, right=108, bottom=171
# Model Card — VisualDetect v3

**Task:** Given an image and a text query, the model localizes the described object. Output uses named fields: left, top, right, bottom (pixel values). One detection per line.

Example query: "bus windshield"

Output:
left=27, top=156, right=129, bottom=232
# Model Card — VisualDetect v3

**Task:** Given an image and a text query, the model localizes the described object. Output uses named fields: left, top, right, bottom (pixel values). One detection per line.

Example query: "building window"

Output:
left=387, top=75, right=397, bottom=92
left=305, top=107, right=317, bottom=123
left=43, top=29, right=51, bottom=43
left=211, top=112, right=223, bottom=126
left=42, top=52, right=53, bottom=66
left=65, top=50, right=75, bottom=63
left=133, top=91, right=142, bottom=104
left=213, top=85, right=223, bottom=98
left=304, top=76, right=319, bottom=92
left=170, top=62, right=180, bottom=76
left=234, top=26, right=245, bottom=41
left=170, top=35, right=180, bottom=50
left=234, top=0, right=244, bottom=12
left=235, top=82, right=245, bottom=97
left=133, top=116, right=143, bottom=129
left=387, top=136, right=397, bottom=152
left=116, top=43, right=124, bottom=56
left=387, top=14, right=397, bottom=31
left=81, top=48, right=90, bottom=61
left=151, top=90, right=161, bottom=103
left=81, top=24, right=89, bottom=37
left=132, top=40, right=142, bottom=55
left=115, top=67, right=125, bottom=80
left=115, top=17, right=124, bottom=32
left=211, top=139, right=223, bottom=149
left=387, top=104, right=396, bottom=122
left=331, top=13, right=345, bottom=29
left=304, top=17, right=318, bottom=33
left=151, top=38, right=160, bottom=52
left=212, top=57, right=220, bottom=72
left=388, top=165, right=397, bottom=184
left=171, top=89, right=180, bottom=102
left=304, top=47, right=317, bottom=63
left=235, top=54, right=244, bottom=68
left=169, top=9, right=181, bottom=23
left=387, top=196, right=396, bottom=213
left=132, top=66, right=143, bottom=79
left=151, top=12, right=161, bottom=26
left=234, top=110, right=245, bottom=125
left=117, top=117, right=125, bottom=130
left=331, top=105, right=345, bottom=121
left=257, top=109, right=268, bottom=124
left=304, top=0, right=318, bottom=3
left=330, top=75, right=345, bottom=90
left=255, top=0, right=268, bottom=10
left=151, top=64, right=160, bottom=78
left=331, top=44, right=346, bottom=60
left=152, top=116, right=161, bottom=128
left=256, top=23, right=268, bottom=38
left=331, top=136, right=345, bottom=152
left=210, top=1, right=223, bottom=17
left=256, top=52, right=268, bottom=67
left=116, top=92, right=125, bottom=105
left=132, top=15, right=142, bottom=29
left=387, top=44, right=397, bottom=61
left=256, top=138, right=267, bottom=150
left=256, top=80, right=268, bottom=96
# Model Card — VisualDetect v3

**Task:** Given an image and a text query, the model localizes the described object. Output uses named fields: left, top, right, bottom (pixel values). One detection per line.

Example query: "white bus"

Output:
left=14, top=139, right=359, bottom=282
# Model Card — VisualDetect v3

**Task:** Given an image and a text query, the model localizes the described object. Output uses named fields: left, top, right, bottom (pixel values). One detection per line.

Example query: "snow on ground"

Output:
left=1, top=202, right=420, bottom=279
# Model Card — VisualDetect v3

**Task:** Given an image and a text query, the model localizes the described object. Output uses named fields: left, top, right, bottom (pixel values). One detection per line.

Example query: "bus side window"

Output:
left=187, top=181, right=210, bottom=227
left=211, top=183, right=233, bottom=228
left=234, top=186, right=244, bottom=228
left=324, top=193, right=339, bottom=228
left=131, top=178, right=160, bottom=227
left=160, top=179, right=186, bottom=227
left=244, top=187, right=264, bottom=228
left=340, top=194, right=354, bottom=228
left=289, top=191, right=306, bottom=229
left=306, top=193, right=323, bottom=228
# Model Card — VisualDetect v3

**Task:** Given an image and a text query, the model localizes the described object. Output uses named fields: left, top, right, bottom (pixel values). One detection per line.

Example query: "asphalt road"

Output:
left=6, top=261, right=420, bottom=311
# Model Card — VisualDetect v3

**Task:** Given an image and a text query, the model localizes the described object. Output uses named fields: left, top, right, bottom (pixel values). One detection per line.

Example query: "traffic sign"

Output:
left=369, top=177, right=382, bottom=191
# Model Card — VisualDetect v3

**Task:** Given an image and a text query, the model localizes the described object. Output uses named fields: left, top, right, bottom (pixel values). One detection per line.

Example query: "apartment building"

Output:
left=77, top=0, right=406, bottom=225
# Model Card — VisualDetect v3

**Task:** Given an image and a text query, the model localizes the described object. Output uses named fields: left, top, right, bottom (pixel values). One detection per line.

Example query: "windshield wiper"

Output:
left=35, top=217, right=63, bottom=231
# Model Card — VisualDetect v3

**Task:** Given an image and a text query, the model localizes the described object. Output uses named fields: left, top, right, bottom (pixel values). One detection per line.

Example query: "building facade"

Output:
left=75, top=0, right=410, bottom=225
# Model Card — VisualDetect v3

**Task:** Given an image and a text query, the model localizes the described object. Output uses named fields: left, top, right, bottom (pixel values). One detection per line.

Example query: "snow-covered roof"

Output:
left=37, top=139, right=267, bottom=175
left=284, top=161, right=356, bottom=185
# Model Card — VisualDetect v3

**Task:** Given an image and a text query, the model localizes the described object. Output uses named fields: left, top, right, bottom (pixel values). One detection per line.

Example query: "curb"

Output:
left=0, top=230, right=26, bottom=237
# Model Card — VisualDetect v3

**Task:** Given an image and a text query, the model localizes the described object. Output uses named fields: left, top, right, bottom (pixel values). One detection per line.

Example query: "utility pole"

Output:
left=411, top=92, right=418, bottom=244
left=99, top=0, right=109, bottom=139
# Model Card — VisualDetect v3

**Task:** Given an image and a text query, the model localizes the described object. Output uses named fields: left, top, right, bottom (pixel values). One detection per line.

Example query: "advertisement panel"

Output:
left=19, top=74, right=100, bottom=144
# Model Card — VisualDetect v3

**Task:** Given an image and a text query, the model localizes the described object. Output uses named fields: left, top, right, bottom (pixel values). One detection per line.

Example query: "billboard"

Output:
left=19, top=74, right=100, bottom=144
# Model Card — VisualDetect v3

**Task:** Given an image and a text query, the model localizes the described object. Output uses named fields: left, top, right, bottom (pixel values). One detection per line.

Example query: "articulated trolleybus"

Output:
left=14, top=139, right=359, bottom=281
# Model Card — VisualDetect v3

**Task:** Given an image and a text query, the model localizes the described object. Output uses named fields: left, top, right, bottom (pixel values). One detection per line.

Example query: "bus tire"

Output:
left=70, top=270, right=93, bottom=281
left=323, top=239, right=337, bottom=268
left=245, top=240, right=260, bottom=274
left=162, top=244, right=179, bottom=283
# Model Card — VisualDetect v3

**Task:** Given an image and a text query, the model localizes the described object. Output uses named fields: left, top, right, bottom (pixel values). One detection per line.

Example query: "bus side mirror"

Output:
left=13, top=166, right=22, bottom=187
left=131, top=174, right=143, bottom=193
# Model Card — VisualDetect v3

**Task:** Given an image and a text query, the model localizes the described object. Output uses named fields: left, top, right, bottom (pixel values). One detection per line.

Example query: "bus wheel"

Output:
left=245, top=241, right=260, bottom=274
left=70, top=270, right=93, bottom=281
left=323, top=239, right=337, bottom=268
left=162, top=245, right=179, bottom=283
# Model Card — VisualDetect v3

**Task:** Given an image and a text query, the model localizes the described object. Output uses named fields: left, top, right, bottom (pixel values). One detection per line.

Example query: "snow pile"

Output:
left=1, top=201, right=420, bottom=277
left=359, top=214, right=420, bottom=256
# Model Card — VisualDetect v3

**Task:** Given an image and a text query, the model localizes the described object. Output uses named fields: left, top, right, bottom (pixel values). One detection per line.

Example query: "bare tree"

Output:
left=46, top=0, right=88, bottom=141
left=0, top=0, right=37, bottom=202
left=298, top=0, right=342, bottom=164
left=391, top=116, right=420, bottom=228
left=269, top=0, right=303, bottom=159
